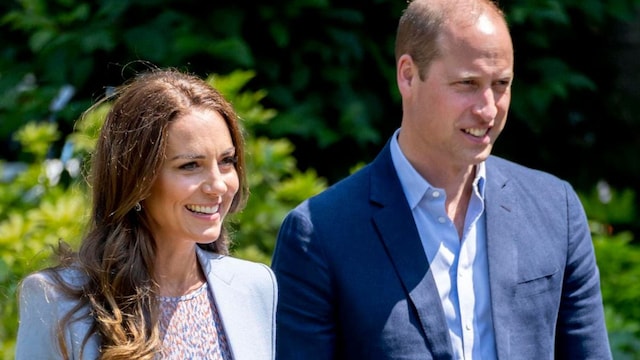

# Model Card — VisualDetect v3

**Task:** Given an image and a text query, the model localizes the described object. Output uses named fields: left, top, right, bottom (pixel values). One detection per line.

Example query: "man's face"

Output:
left=398, top=12, right=514, bottom=172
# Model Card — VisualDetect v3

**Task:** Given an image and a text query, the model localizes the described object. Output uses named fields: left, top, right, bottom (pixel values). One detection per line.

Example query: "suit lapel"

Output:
left=369, top=144, right=453, bottom=359
left=485, top=157, right=518, bottom=360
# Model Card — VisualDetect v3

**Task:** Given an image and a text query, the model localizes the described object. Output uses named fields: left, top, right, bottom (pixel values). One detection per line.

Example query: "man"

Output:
left=271, top=0, right=612, bottom=358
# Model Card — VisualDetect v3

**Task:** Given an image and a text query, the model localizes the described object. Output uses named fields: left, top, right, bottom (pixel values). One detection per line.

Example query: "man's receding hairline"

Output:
left=408, top=0, right=505, bottom=23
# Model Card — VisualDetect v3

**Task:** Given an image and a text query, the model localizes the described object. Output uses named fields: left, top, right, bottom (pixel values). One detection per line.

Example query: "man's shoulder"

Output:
left=487, top=155, right=565, bottom=182
left=299, top=141, right=394, bottom=207
left=301, top=163, right=374, bottom=211
left=486, top=155, right=574, bottom=199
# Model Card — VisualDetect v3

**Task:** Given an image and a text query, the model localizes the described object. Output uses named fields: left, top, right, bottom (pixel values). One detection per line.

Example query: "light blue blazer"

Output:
left=272, top=140, right=611, bottom=359
left=15, top=247, right=277, bottom=359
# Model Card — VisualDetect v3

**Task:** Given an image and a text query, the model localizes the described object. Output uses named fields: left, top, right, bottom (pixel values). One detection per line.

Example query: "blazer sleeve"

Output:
left=271, top=204, right=336, bottom=360
left=15, top=272, right=65, bottom=359
left=555, top=183, right=612, bottom=359
left=15, top=270, right=98, bottom=360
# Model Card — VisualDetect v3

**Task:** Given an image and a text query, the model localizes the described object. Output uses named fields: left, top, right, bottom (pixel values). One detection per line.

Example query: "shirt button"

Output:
left=432, top=190, right=441, bottom=198
left=438, top=216, right=446, bottom=224
left=466, top=323, right=472, bottom=331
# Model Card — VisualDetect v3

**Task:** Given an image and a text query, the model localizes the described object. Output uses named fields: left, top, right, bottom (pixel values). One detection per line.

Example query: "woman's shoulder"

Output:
left=197, top=248, right=276, bottom=288
left=17, top=267, right=97, bottom=360
left=201, top=249, right=273, bottom=273
left=19, top=266, right=88, bottom=304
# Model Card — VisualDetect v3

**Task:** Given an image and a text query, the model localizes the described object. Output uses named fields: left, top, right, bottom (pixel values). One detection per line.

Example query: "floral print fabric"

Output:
left=157, top=283, right=232, bottom=359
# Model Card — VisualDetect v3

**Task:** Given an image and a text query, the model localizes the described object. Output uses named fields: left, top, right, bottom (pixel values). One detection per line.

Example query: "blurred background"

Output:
left=1, top=0, right=639, bottom=357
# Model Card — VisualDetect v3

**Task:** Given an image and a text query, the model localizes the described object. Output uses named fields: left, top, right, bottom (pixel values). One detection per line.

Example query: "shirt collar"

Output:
left=390, top=128, right=487, bottom=209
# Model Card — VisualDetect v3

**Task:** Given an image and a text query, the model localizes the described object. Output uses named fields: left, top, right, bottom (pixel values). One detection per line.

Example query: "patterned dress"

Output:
left=157, top=283, right=233, bottom=359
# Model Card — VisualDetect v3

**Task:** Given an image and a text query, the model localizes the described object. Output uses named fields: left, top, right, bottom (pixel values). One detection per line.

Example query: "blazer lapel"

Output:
left=196, top=249, right=262, bottom=360
left=369, top=143, right=454, bottom=359
left=484, top=157, right=519, bottom=360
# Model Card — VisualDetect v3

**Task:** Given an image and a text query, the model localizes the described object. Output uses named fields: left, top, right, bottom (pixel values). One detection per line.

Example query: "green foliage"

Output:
left=66, top=103, right=106, bottom=155
left=0, top=0, right=405, bottom=182
left=0, top=122, right=88, bottom=356
left=591, top=227, right=640, bottom=325
left=581, top=183, right=640, bottom=357
left=0, top=71, right=326, bottom=356
left=580, top=181, right=636, bottom=226
left=2, top=0, right=640, bottom=191
left=594, top=230, right=640, bottom=358
left=498, top=0, right=640, bottom=203
left=12, top=122, right=59, bottom=161
left=606, top=307, right=640, bottom=359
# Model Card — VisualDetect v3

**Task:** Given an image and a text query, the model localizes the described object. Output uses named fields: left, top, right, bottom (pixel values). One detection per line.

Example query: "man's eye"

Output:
left=455, top=80, right=478, bottom=90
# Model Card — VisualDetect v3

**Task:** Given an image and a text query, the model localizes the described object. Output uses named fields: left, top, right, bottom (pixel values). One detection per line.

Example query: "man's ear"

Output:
left=397, top=54, right=416, bottom=97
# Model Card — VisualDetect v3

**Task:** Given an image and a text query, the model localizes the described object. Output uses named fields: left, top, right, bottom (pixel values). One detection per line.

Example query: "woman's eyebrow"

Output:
left=169, top=153, right=205, bottom=161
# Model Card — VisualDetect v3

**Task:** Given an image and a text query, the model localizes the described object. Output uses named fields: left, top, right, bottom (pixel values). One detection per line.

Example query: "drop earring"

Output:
left=134, top=202, right=142, bottom=212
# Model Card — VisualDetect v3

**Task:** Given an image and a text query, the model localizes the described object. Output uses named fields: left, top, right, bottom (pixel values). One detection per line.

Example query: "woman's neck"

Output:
left=153, top=245, right=206, bottom=297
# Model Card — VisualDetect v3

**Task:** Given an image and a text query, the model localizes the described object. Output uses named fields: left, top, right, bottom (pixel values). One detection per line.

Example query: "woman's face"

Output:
left=143, top=109, right=239, bottom=249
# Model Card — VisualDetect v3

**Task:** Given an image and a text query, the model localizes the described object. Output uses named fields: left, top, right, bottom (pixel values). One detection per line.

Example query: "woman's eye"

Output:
left=179, top=162, right=199, bottom=170
left=220, top=156, right=238, bottom=168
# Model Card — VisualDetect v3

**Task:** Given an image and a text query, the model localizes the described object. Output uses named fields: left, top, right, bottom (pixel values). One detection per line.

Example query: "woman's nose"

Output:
left=202, top=168, right=227, bottom=195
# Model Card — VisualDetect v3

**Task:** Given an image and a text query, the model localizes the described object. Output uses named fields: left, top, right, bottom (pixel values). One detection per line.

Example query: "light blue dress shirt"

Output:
left=390, top=129, right=497, bottom=360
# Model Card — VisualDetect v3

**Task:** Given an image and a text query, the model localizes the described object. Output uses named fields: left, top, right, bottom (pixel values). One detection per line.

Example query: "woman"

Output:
left=15, top=68, right=277, bottom=359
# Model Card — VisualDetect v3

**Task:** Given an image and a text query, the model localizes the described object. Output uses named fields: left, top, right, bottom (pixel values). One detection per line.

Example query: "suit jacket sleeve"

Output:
left=555, top=182, right=611, bottom=358
left=272, top=202, right=336, bottom=360
left=487, top=157, right=612, bottom=358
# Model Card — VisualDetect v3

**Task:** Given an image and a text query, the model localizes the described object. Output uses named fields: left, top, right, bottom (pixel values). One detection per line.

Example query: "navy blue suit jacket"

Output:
left=272, top=140, right=611, bottom=359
